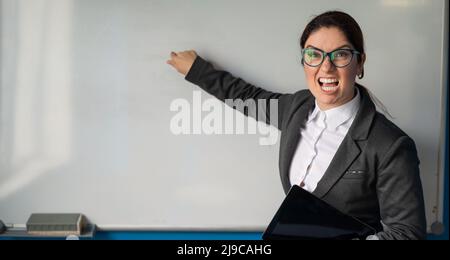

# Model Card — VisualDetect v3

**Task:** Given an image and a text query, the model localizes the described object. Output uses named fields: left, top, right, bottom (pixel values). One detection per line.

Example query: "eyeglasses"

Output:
left=301, top=47, right=361, bottom=68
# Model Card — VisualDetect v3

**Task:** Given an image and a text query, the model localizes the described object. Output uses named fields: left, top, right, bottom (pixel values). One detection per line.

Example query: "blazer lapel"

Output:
left=312, top=137, right=360, bottom=198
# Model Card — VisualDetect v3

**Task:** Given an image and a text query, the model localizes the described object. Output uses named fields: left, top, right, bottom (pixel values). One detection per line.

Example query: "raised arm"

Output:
left=167, top=50, right=292, bottom=130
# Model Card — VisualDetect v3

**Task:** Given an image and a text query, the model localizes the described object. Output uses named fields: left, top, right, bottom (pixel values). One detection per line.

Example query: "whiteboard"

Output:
left=0, top=0, right=447, bottom=231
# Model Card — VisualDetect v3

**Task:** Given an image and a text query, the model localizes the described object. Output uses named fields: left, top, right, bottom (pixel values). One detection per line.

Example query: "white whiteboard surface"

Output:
left=0, top=0, right=447, bottom=230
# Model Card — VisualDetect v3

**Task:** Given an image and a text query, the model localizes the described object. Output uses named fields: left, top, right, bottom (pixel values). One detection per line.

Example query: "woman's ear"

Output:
left=357, top=54, right=366, bottom=79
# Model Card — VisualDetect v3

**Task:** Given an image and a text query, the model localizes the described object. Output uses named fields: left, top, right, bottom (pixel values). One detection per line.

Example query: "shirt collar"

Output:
left=307, top=87, right=361, bottom=130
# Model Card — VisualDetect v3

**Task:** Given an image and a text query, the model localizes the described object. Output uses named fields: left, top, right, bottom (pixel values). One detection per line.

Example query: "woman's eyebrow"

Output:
left=336, top=44, right=352, bottom=49
left=305, top=44, right=353, bottom=50
left=305, top=44, right=319, bottom=49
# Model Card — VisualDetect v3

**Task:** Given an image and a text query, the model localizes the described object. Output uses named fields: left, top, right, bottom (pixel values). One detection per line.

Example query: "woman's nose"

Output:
left=320, top=56, right=335, bottom=72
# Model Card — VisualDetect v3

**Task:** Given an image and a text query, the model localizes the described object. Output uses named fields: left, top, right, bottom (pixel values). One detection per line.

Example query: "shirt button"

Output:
left=300, top=182, right=305, bottom=188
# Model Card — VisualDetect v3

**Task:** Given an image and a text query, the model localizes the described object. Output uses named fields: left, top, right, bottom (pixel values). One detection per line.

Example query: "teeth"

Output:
left=319, top=78, right=338, bottom=84
left=321, top=86, right=337, bottom=91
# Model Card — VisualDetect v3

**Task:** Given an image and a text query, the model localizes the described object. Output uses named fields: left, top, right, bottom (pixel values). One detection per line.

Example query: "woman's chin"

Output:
left=316, top=97, right=339, bottom=110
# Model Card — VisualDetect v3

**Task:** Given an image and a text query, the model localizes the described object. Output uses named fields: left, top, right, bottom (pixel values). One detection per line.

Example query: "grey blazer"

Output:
left=185, top=56, right=427, bottom=240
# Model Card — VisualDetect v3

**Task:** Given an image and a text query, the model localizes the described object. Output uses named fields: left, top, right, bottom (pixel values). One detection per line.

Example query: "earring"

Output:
left=358, top=69, right=364, bottom=79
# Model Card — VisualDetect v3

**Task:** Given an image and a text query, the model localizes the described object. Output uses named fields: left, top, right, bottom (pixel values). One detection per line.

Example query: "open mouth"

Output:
left=318, top=77, right=339, bottom=92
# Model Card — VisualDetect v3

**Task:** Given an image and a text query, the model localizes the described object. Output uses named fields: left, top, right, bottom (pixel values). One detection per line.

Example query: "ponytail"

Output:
left=357, top=84, right=394, bottom=119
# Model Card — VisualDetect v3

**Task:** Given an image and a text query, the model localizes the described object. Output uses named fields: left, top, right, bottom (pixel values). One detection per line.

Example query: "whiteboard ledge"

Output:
left=96, top=225, right=266, bottom=232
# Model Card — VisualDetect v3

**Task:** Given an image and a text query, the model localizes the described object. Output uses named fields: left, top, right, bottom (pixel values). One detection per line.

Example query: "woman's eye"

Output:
left=335, top=51, right=350, bottom=58
left=307, top=51, right=320, bottom=58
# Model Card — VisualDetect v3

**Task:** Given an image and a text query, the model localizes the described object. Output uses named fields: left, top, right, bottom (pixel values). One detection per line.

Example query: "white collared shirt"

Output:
left=289, top=88, right=361, bottom=192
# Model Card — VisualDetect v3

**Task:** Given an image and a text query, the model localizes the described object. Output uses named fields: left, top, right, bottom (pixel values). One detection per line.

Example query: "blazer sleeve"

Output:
left=185, top=56, right=293, bottom=130
left=375, top=136, right=427, bottom=240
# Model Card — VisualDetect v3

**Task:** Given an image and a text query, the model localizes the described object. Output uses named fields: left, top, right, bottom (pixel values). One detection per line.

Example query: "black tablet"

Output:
left=263, top=185, right=377, bottom=240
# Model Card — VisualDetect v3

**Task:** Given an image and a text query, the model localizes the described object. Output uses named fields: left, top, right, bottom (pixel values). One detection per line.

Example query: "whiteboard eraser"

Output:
left=26, top=213, right=86, bottom=236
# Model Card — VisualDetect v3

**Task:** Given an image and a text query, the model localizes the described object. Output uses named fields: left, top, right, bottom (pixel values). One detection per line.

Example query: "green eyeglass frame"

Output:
left=301, top=47, right=361, bottom=68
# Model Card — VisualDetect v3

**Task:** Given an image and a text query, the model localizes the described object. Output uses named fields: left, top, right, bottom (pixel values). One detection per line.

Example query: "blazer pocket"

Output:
left=342, top=170, right=366, bottom=179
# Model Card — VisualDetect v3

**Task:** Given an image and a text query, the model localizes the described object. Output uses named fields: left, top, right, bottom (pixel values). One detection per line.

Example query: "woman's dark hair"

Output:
left=300, top=11, right=392, bottom=118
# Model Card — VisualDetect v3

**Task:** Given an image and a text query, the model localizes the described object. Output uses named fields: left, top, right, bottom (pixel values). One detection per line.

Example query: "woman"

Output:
left=167, top=11, right=426, bottom=240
